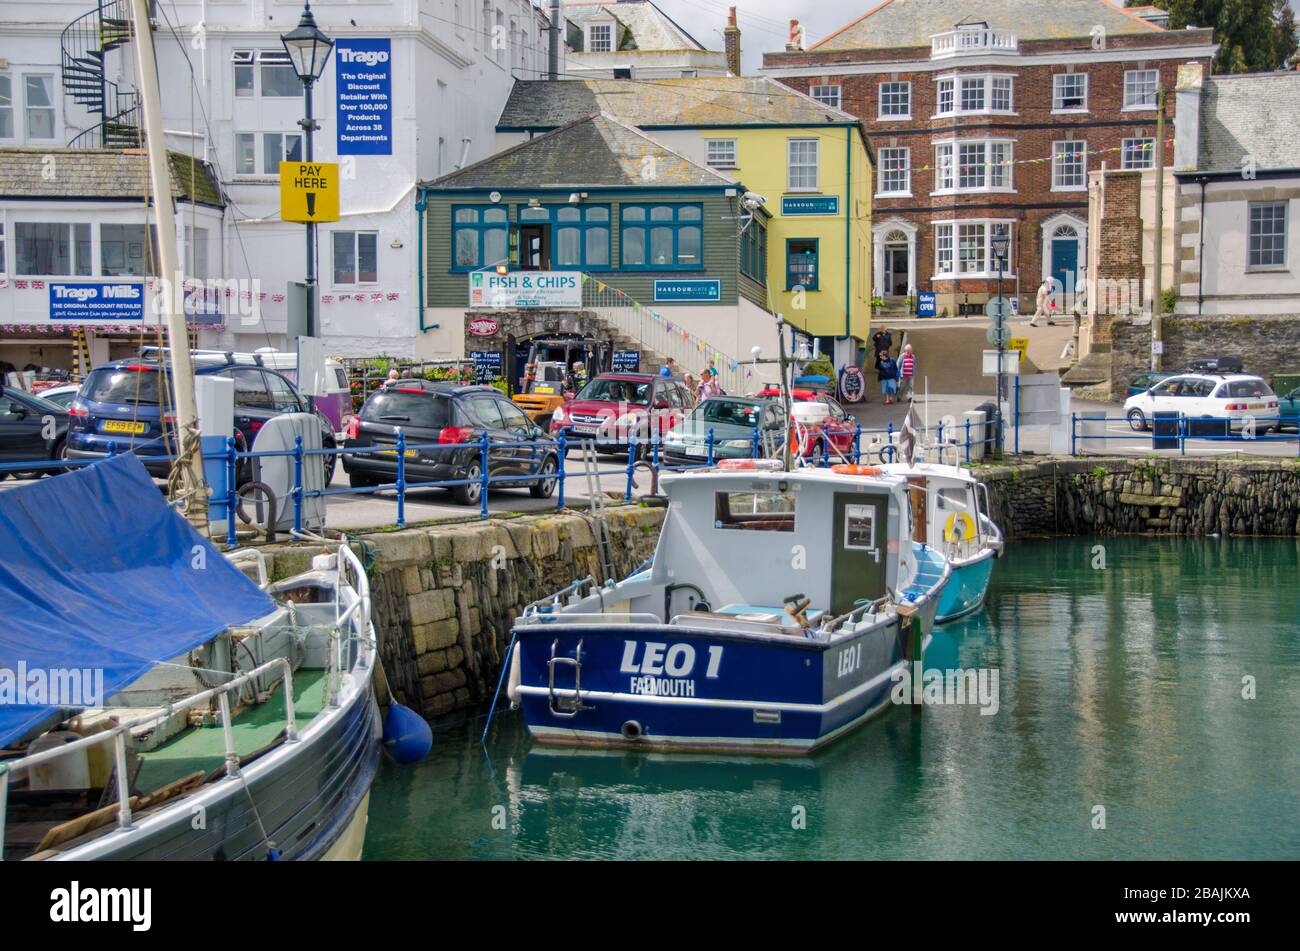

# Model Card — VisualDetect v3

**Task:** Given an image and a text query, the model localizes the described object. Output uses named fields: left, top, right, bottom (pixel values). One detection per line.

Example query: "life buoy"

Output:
left=831, top=464, right=882, bottom=476
left=718, top=459, right=757, bottom=471
left=944, top=512, right=976, bottom=543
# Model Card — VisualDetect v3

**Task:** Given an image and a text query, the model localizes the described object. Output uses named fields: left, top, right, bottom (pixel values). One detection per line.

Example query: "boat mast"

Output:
left=129, top=0, right=207, bottom=520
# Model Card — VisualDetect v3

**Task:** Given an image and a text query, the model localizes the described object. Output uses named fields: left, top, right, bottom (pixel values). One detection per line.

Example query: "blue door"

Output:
left=1050, top=238, right=1079, bottom=294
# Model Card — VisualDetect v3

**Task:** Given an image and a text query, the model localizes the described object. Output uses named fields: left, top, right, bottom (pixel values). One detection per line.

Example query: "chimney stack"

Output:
left=549, top=0, right=561, bottom=80
left=724, top=7, right=741, bottom=76
left=786, top=19, right=805, bottom=52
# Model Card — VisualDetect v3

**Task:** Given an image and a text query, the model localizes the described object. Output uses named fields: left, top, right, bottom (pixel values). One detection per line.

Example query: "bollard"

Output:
left=396, top=430, right=407, bottom=529
left=556, top=430, right=567, bottom=510
left=479, top=430, right=490, bottom=519
left=226, top=436, right=238, bottom=548
left=292, top=434, right=304, bottom=537
left=886, top=423, right=894, bottom=463
left=965, top=418, right=972, bottom=465
left=1070, top=413, right=1078, bottom=457
left=1014, top=377, right=1021, bottom=455
left=1179, top=415, right=1187, bottom=456
left=625, top=428, right=636, bottom=502
left=707, top=427, right=716, bottom=467
left=651, top=428, right=661, bottom=493
left=751, top=426, right=761, bottom=459
left=821, top=428, right=830, bottom=468
left=853, top=422, right=862, bottom=464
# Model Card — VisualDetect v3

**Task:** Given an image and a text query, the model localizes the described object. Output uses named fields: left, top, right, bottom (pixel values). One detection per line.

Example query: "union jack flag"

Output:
left=386, top=292, right=399, bottom=301
left=321, top=295, right=335, bottom=304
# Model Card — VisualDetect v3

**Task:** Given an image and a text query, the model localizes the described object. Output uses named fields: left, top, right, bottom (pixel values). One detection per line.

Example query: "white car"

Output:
left=1124, top=373, right=1279, bottom=433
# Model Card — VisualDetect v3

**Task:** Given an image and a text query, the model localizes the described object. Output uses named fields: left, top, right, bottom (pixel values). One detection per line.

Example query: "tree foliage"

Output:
left=1144, top=0, right=1299, bottom=72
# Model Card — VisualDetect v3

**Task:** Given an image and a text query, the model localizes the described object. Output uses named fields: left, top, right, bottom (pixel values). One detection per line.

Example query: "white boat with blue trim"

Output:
left=879, top=460, right=1004, bottom=624
left=503, top=461, right=951, bottom=755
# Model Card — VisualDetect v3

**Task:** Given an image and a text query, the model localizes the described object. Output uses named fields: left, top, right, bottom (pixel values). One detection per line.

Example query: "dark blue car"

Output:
left=66, top=359, right=336, bottom=484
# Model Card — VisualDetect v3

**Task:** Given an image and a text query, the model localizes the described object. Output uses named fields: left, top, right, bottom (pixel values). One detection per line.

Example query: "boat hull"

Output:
left=935, top=548, right=996, bottom=624
left=515, top=597, right=938, bottom=756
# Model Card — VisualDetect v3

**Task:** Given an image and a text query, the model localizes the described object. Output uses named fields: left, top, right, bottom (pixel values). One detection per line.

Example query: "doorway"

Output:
left=830, top=492, right=888, bottom=616
left=1049, top=224, right=1080, bottom=296
left=520, top=224, right=551, bottom=270
left=885, top=245, right=909, bottom=296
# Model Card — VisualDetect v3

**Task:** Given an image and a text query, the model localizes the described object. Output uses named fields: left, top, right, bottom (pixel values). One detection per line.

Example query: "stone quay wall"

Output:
left=257, top=505, right=666, bottom=721
left=978, top=456, right=1300, bottom=537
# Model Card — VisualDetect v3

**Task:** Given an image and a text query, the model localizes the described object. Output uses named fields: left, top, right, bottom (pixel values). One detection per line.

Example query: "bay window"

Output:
left=932, top=220, right=1014, bottom=279
left=934, top=139, right=1014, bottom=194
left=100, top=224, right=159, bottom=277
left=15, top=222, right=92, bottom=276
left=936, top=73, right=1014, bottom=117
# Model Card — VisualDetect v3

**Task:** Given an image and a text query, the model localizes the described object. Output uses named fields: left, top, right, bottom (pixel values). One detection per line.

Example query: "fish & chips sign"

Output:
left=469, top=271, right=581, bottom=309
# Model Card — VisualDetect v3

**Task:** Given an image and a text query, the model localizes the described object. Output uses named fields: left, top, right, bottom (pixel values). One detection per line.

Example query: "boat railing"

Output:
left=0, top=655, right=297, bottom=860
left=225, top=548, right=270, bottom=589
left=519, top=611, right=662, bottom=627
left=324, top=544, right=373, bottom=708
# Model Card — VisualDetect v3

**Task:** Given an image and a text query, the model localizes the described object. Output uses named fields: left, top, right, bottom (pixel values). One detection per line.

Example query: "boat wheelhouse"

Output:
left=505, top=463, right=950, bottom=755
left=879, top=461, right=1003, bottom=623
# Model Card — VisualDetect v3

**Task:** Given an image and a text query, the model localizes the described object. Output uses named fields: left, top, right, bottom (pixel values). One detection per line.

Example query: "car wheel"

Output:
left=1126, top=408, right=1148, bottom=432
left=453, top=462, right=483, bottom=506
left=348, top=469, right=377, bottom=489
left=530, top=456, right=558, bottom=499
left=322, top=441, right=338, bottom=486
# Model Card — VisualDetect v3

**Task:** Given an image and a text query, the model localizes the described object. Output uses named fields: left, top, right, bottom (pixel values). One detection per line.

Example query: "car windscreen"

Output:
left=361, top=391, right=452, bottom=429
left=692, top=398, right=762, bottom=428
left=576, top=378, right=651, bottom=406
left=82, top=367, right=166, bottom=405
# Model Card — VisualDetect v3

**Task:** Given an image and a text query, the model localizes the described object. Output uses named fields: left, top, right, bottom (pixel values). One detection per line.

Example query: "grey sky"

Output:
left=654, top=0, right=1300, bottom=74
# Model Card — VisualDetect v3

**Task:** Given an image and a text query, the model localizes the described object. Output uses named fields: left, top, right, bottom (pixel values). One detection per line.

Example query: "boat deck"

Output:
left=134, top=669, right=328, bottom=791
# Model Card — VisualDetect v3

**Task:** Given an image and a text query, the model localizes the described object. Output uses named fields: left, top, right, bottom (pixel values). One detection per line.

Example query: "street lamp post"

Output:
left=990, top=231, right=1010, bottom=456
left=281, top=1, right=334, bottom=338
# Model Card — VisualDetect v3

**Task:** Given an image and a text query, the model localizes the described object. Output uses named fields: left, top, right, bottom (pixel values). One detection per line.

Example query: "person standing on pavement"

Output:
left=1030, top=279, right=1057, bottom=327
left=899, top=344, right=916, bottom=402
left=872, top=326, right=894, bottom=358
left=877, top=350, right=899, bottom=405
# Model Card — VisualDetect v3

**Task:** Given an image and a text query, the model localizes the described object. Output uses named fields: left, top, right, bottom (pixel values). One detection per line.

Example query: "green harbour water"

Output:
left=363, top=537, right=1300, bottom=860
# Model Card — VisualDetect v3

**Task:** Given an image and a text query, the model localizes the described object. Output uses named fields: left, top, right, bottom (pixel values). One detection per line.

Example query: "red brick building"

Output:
left=763, top=0, right=1215, bottom=316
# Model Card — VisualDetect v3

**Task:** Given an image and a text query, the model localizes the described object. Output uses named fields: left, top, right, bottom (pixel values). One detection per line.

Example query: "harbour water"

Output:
left=363, top=537, right=1300, bottom=860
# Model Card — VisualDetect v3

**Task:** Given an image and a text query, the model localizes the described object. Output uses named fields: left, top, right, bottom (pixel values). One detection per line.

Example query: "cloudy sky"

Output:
left=653, top=0, right=1300, bottom=73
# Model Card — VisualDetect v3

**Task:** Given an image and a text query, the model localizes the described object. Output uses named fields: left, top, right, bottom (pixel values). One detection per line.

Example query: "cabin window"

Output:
left=842, top=504, right=877, bottom=551
left=714, top=491, right=796, bottom=533
left=936, top=487, right=969, bottom=511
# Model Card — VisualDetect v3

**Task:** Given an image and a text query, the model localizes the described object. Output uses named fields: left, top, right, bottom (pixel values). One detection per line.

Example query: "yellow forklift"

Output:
left=512, top=337, right=610, bottom=430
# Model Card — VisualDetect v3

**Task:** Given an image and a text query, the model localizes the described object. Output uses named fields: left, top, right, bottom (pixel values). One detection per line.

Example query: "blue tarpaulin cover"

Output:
left=0, top=454, right=276, bottom=748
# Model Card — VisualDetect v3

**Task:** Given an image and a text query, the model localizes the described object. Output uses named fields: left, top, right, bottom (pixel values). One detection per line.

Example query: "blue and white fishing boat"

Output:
left=879, top=460, right=1003, bottom=624
left=503, top=462, right=950, bottom=755
left=0, top=455, right=388, bottom=860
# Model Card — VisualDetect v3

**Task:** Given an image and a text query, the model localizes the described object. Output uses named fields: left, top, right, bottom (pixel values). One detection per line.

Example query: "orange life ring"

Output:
left=718, top=459, right=758, bottom=471
left=831, top=464, right=883, bottom=476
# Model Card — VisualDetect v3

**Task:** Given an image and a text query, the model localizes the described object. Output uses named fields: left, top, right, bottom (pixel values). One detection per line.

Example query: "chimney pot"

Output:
left=724, top=7, right=742, bottom=76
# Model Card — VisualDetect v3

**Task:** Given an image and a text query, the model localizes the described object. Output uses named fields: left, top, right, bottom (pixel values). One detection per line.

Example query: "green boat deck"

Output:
left=134, top=669, right=328, bottom=792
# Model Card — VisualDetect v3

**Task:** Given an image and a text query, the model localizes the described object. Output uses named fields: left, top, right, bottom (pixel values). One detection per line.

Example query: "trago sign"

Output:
left=48, top=282, right=144, bottom=321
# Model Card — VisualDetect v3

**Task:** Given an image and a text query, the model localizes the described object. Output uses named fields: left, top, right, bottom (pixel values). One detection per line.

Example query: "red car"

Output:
left=550, top=373, right=693, bottom=452
left=756, top=387, right=858, bottom=457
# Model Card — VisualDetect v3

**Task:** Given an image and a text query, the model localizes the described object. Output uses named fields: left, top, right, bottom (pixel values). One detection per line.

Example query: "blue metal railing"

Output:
left=1070, top=413, right=1300, bottom=456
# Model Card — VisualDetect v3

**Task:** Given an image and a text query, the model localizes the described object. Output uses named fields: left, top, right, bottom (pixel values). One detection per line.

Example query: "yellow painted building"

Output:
left=495, top=77, right=874, bottom=360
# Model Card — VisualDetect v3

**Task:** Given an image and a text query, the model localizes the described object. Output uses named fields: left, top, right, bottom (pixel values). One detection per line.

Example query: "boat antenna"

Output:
left=775, top=313, right=793, bottom=472
left=130, top=0, right=208, bottom=524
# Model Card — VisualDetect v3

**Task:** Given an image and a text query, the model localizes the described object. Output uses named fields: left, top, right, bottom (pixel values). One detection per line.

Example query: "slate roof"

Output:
left=1198, top=72, right=1300, bottom=172
left=498, top=76, right=858, bottom=129
left=562, top=1, right=706, bottom=52
left=422, top=113, right=734, bottom=190
left=812, top=0, right=1160, bottom=51
left=0, top=148, right=224, bottom=207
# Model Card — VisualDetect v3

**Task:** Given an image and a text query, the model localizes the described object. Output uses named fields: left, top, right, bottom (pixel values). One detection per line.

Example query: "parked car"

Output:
left=1126, top=371, right=1174, bottom=398
left=342, top=380, right=559, bottom=506
left=0, top=387, right=70, bottom=478
left=549, top=373, right=692, bottom=453
left=33, top=384, right=82, bottom=410
left=66, top=359, right=337, bottom=484
left=755, top=386, right=859, bottom=457
left=1278, top=386, right=1300, bottom=433
left=661, top=396, right=786, bottom=463
left=1123, top=373, right=1279, bottom=433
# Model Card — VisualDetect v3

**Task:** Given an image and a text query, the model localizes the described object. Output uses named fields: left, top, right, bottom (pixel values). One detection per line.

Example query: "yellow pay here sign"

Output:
left=280, top=161, right=340, bottom=223
left=1008, top=337, right=1029, bottom=357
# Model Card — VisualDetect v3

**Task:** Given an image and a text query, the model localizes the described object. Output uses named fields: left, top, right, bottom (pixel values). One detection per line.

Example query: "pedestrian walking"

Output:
left=872, top=327, right=894, bottom=357
left=660, top=357, right=678, bottom=378
left=1029, top=279, right=1057, bottom=327
left=876, top=350, right=899, bottom=405
left=900, top=344, right=916, bottom=402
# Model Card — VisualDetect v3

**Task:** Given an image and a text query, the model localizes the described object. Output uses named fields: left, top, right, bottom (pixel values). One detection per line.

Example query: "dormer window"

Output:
left=588, top=23, right=614, bottom=52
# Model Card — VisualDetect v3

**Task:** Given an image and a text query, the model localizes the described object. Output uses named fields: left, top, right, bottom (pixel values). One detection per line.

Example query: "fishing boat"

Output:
left=0, top=454, right=385, bottom=860
left=879, top=460, right=1003, bottom=623
left=501, top=461, right=950, bottom=755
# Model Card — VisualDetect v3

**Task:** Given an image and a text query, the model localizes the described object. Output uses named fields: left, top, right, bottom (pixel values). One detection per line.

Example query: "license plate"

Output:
left=535, top=386, right=555, bottom=395
left=377, top=448, right=418, bottom=458
left=686, top=446, right=706, bottom=457
left=570, top=425, right=598, bottom=435
left=102, top=420, right=146, bottom=435
left=1248, top=403, right=1265, bottom=410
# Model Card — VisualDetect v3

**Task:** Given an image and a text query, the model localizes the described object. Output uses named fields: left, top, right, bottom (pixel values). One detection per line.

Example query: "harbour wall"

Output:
left=248, top=456, right=1298, bottom=720
left=257, top=506, right=666, bottom=721
left=979, top=456, right=1300, bottom=537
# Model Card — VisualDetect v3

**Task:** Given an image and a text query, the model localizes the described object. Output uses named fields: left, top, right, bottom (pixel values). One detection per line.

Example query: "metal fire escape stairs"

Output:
left=61, top=0, right=142, bottom=149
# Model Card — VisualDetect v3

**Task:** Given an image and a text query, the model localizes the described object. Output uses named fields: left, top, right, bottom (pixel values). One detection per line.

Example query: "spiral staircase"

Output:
left=60, top=0, right=142, bottom=149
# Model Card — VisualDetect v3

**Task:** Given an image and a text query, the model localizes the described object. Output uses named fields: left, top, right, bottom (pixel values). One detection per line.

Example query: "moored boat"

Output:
left=879, top=460, right=1003, bottom=623
left=0, top=455, right=381, bottom=860
left=503, top=462, right=950, bottom=755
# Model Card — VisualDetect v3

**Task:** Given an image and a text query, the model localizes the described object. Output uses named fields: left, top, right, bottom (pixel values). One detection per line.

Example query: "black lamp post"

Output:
left=281, top=1, right=334, bottom=338
left=990, top=231, right=1010, bottom=455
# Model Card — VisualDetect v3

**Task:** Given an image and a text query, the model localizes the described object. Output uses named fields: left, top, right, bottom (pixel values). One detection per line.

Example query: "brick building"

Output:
left=763, top=0, right=1216, bottom=316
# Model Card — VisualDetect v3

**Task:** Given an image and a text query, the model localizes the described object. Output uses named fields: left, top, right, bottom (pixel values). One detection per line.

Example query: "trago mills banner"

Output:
left=469, top=271, right=582, bottom=309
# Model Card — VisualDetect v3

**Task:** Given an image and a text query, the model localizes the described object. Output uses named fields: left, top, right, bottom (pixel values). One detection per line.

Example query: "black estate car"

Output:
left=342, top=381, right=559, bottom=506
left=0, top=387, right=70, bottom=478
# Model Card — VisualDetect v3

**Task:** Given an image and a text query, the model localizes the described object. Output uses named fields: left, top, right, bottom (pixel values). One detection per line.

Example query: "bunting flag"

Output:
left=271, top=293, right=286, bottom=303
